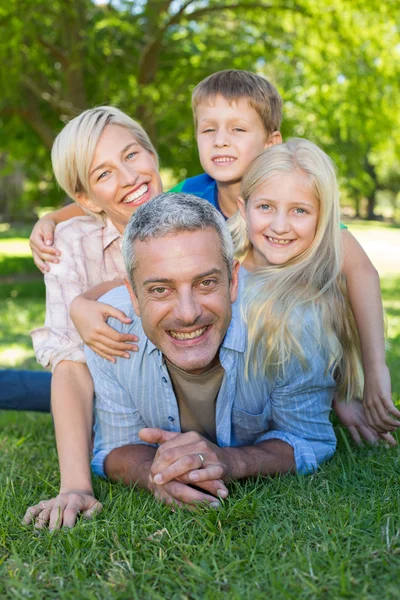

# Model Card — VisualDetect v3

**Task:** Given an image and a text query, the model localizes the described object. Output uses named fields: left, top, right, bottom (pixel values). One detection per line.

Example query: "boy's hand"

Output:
left=70, top=296, right=139, bottom=362
left=23, top=491, right=102, bottom=530
left=363, top=365, right=400, bottom=433
left=29, top=216, right=61, bottom=273
left=333, top=396, right=396, bottom=446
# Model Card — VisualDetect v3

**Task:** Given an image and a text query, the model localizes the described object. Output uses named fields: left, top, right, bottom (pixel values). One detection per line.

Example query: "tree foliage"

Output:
left=0, top=0, right=399, bottom=219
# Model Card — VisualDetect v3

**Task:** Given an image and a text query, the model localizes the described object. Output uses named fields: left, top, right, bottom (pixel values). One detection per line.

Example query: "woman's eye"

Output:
left=97, top=170, right=110, bottom=181
left=126, top=151, right=138, bottom=160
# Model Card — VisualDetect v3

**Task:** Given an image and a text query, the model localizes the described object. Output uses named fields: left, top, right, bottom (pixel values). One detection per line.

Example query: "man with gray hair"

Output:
left=84, top=192, right=336, bottom=508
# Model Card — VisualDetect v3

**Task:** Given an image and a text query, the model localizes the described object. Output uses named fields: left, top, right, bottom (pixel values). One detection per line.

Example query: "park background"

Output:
left=0, top=1, right=399, bottom=598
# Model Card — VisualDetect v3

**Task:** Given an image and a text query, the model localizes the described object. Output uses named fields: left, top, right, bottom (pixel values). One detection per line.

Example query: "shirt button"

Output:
left=168, top=416, right=174, bottom=422
left=162, top=377, right=168, bottom=383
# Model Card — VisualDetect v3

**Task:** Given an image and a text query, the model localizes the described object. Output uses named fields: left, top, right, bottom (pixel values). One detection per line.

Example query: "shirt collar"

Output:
left=103, top=217, right=122, bottom=250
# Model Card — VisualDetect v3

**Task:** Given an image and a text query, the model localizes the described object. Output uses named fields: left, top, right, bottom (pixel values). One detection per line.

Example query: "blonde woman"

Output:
left=229, top=138, right=395, bottom=442
left=24, top=106, right=163, bottom=529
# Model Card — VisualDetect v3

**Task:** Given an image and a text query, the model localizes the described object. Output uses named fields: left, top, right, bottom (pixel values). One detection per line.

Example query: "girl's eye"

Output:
left=260, top=204, right=271, bottom=211
left=293, top=208, right=306, bottom=214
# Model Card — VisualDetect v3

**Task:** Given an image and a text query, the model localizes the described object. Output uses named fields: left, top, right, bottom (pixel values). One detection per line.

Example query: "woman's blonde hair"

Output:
left=229, top=138, right=363, bottom=401
left=51, top=106, right=158, bottom=208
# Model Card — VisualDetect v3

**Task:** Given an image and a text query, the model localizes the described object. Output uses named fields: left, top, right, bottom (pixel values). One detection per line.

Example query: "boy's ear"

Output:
left=124, top=277, right=140, bottom=317
left=75, top=192, right=103, bottom=214
left=265, top=131, right=282, bottom=148
left=237, top=196, right=247, bottom=222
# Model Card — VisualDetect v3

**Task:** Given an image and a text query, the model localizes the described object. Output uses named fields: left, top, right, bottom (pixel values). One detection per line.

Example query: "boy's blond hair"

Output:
left=191, top=69, right=283, bottom=136
left=51, top=106, right=157, bottom=202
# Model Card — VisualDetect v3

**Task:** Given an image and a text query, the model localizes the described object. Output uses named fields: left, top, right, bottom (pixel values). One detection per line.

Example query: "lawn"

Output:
left=0, top=222, right=399, bottom=599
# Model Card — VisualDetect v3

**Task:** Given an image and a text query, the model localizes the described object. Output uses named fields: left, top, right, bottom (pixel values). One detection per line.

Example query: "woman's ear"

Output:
left=75, top=193, right=103, bottom=214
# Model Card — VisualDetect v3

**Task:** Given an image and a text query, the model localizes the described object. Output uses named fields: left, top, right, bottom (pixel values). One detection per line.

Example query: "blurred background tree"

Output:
left=0, top=0, right=399, bottom=221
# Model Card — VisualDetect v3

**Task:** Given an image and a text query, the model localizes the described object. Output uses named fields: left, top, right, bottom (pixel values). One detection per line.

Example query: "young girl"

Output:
left=229, top=138, right=396, bottom=437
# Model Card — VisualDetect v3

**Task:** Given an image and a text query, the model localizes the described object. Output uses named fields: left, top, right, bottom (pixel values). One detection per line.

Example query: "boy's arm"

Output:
left=341, top=229, right=400, bottom=431
left=29, top=204, right=86, bottom=273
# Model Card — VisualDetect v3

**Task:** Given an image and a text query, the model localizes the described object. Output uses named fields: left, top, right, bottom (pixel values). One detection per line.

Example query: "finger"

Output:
left=365, top=405, right=389, bottom=433
left=153, top=453, right=207, bottom=485
left=48, top=498, right=68, bottom=530
left=32, top=255, right=50, bottom=274
left=358, top=426, right=380, bottom=445
left=163, top=480, right=220, bottom=507
left=151, top=441, right=207, bottom=474
left=34, top=507, right=52, bottom=529
left=23, top=503, right=43, bottom=524
left=89, top=340, right=135, bottom=360
left=102, top=306, right=133, bottom=325
left=346, top=426, right=362, bottom=446
left=180, top=476, right=229, bottom=499
left=30, top=240, right=60, bottom=257
left=139, top=428, right=181, bottom=445
left=93, top=333, right=138, bottom=352
left=82, top=501, right=103, bottom=519
left=370, top=402, right=399, bottom=431
left=378, top=432, right=397, bottom=447
left=188, top=465, right=225, bottom=484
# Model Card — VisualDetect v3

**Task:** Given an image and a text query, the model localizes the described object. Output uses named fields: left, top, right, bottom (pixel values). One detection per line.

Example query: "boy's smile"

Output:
left=196, top=94, right=274, bottom=187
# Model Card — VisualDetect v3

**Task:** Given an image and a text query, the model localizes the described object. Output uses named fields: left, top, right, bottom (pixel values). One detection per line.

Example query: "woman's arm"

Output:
left=29, top=204, right=86, bottom=273
left=24, top=361, right=102, bottom=530
left=341, top=229, right=400, bottom=431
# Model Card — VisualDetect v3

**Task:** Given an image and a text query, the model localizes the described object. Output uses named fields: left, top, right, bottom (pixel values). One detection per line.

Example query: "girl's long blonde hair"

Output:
left=229, top=138, right=363, bottom=401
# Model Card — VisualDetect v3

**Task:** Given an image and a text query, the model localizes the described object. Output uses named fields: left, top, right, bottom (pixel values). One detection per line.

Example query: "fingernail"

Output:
left=123, top=353, right=130, bottom=359
left=217, top=489, right=228, bottom=499
left=189, top=473, right=199, bottom=482
left=45, top=240, right=52, bottom=246
left=154, top=474, right=162, bottom=484
left=209, top=501, right=221, bottom=509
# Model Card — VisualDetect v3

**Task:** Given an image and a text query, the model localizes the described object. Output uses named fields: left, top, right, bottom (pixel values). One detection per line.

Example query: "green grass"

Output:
left=1, top=222, right=400, bottom=598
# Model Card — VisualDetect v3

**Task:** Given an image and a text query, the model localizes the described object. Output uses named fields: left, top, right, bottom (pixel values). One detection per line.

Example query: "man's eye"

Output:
left=153, top=287, right=167, bottom=294
left=200, top=279, right=216, bottom=288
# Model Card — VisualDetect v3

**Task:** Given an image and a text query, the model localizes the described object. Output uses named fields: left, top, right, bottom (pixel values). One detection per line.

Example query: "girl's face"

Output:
left=240, top=170, right=319, bottom=267
left=77, top=123, right=162, bottom=233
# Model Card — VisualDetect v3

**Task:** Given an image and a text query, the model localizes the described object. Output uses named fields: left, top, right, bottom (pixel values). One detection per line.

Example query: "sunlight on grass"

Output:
left=0, top=346, right=36, bottom=368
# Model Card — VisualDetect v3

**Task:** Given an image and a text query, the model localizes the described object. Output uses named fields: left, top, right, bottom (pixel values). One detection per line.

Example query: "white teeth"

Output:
left=268, top=237, right=291, bottom=245
left=213, top=157, right=235, bottom=163
left=169, top=327, right=207, bottom=340
left=123, top=183, right=148, bottom=203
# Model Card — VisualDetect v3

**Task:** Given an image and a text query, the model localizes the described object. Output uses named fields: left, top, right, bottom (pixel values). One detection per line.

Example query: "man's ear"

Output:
left=229, top=260, right=240, bottom=305
left=75, top=193, right=103, bottom=214
left=237, top=196, right=247, bottom=222
left=264, top=131, right=282, bottom=148
left=124, top=277, right=140, bottom=317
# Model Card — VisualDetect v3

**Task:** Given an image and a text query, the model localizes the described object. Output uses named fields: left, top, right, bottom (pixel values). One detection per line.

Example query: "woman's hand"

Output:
left=363, top=364, right=400, bottom=433
left=29, top=216, right=61, bottom=273
left=70, top=295, right=139, bottom=362
left=23, top=491, right=102, bottom=530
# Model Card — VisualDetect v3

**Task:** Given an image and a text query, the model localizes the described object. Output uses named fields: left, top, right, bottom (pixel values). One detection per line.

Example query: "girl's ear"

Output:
left=237, top=196, right=247, bottom=222
left=75, top=193, right=103, bottom=214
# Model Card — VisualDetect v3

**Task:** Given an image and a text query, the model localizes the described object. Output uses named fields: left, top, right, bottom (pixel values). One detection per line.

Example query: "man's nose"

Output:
left=270, top=211, right=291, bottom=234
left=173, top=291, right=202, bottom=325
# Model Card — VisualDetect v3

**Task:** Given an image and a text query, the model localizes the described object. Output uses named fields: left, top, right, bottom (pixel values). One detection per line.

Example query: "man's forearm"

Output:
left=104, top=444, right=156, bottom=489
left=52, top=361, right=94, bottom=493
left=221, top=439, right=295, bottom=480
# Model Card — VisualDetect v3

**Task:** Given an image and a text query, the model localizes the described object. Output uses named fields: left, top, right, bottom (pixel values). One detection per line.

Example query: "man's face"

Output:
left=128, top=228, right=238, bottom=374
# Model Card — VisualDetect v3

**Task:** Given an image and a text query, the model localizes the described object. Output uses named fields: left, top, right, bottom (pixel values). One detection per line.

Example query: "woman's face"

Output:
left=78, top=123, right=162, bottom=233
left=240, top=170, right=319, bottom=267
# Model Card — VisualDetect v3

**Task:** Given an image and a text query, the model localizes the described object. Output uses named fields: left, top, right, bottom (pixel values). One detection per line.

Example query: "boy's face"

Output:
left=195, top=94, right=281, bottom=187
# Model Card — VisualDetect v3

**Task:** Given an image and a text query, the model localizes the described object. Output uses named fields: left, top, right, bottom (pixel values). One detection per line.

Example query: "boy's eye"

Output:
left=202, top=127, right=215, bottom=133
left=233, top=127, right=246, bottom=132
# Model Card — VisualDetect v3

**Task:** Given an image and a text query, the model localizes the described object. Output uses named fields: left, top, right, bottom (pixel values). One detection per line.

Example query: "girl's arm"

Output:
left=29, top=204, right=86, bottom=273
left=341, top=229, right=400, bottom=431
left=70, top=280, right=139, bottom=362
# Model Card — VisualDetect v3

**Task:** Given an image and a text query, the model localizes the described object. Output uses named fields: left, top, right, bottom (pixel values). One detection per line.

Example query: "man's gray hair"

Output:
left=122, top=192, right=234, bottom=289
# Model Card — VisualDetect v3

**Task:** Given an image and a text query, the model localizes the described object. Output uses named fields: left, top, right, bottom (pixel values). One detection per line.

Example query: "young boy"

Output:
left=29, top=70, right=399, bottom=435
